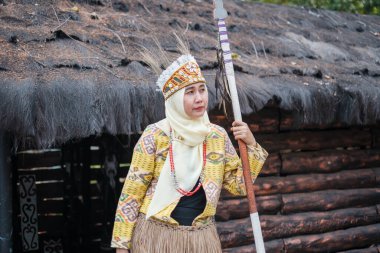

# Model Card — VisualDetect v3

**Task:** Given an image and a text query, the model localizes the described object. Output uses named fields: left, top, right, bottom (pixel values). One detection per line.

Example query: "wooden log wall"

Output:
left=14, top=134, right=137, bottom=253
left=209, top=106, right=380, bottom=253
left=12, top=105, right=380, bottom=252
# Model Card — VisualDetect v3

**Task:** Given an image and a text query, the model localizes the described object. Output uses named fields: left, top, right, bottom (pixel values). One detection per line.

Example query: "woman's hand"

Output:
left=231, top=121, right=256, bottom=146
left=116, top=249, right=129, bottom=253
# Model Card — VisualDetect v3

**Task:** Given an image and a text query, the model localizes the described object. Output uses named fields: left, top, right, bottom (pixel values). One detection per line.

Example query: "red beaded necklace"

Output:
left=169, top=129, right=207, bottom=196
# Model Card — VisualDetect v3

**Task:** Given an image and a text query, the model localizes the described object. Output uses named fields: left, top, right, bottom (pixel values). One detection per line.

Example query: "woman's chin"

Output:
left=190, top=110, right=206, bottom=119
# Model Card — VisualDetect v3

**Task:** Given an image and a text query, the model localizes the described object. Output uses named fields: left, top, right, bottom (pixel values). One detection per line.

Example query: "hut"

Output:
left=0, top=0, right=379, bottom=252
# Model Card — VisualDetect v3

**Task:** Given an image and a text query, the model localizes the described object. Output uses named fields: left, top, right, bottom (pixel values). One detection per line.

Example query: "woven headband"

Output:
left=156, top=55, right=206, bottom=100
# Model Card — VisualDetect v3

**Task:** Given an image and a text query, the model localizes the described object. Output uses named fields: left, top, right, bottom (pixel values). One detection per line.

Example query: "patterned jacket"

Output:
left=111, top=123, right=269, bottom=249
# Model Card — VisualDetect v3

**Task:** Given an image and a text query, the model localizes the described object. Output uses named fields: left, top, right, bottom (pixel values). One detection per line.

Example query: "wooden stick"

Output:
left=214, top=1, right=265, bottom=252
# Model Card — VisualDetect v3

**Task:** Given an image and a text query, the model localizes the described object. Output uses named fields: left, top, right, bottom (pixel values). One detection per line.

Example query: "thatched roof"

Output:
left=1, top=0, right=380, bottom=148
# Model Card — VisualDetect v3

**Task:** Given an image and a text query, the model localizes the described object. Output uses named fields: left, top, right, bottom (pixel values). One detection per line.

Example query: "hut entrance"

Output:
left=12, top=134, right=138, bottom=253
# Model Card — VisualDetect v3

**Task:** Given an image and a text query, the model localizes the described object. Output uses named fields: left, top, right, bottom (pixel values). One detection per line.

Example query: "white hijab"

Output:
left=146, top=88, right=211, bottom=219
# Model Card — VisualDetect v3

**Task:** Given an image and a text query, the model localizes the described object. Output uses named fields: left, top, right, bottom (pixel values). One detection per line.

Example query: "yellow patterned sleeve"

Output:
left=111, top=125, right=156, bottom=249
left=222, top=131, right=269, bottom=196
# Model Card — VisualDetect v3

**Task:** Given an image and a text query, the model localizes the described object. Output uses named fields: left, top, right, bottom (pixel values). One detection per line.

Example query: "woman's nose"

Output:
left=195, top=91, right=202, bottom=102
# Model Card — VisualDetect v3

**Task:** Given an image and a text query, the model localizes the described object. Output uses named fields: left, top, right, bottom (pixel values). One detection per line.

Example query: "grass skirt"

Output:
left=131, top=213, right=222, bottom=253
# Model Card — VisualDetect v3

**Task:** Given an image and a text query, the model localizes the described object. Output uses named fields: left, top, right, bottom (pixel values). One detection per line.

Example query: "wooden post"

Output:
left=0, top=131, right=12, bottom=253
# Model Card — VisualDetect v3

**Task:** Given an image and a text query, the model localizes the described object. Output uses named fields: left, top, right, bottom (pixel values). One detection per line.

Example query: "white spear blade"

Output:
left=214, top=0, right=228, bottom=19
left=251, top=212, right=266, bottom=253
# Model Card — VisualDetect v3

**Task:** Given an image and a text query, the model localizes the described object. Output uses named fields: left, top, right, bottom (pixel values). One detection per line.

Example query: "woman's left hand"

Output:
left=231, top=121, right=257, bottom=146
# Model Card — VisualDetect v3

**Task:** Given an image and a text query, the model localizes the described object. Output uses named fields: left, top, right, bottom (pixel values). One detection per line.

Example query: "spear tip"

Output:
left=213, top=0, right=228, bottom=19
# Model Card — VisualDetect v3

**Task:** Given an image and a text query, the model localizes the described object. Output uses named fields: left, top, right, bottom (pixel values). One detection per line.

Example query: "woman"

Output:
left=111, top=51, right=268, bottom=252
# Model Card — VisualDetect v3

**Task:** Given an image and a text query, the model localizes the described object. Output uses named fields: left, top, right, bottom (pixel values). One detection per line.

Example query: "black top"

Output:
left=170, top=179, right=207, bottom=226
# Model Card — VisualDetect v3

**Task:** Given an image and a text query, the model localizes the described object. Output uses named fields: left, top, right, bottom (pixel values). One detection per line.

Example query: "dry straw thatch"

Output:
left=0, top=0, right=379, bottom=148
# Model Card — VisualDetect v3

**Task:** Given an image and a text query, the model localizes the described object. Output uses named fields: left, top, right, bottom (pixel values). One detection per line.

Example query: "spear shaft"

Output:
left=213, top=1, right=266, bottom=252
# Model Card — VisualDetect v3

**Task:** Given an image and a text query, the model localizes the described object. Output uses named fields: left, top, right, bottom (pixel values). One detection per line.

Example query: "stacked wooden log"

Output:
left=211, top=106, right=380, bottom=253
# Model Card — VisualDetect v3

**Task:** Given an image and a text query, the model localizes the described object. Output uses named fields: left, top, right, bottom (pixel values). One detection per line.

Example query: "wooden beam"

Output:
left=260, top=153, right=280, bottom=176
left=255, top=129, right=371, bottom=153
left=218, top=188, right=380, bottom=219
left=281, top=149, right=380, bottom=175
left=282, top=188, right=380, bottom=214
left=283, top=223, right=380, bottom=253
left=217, top=206, right=380, bottom=248
left=253, top=168, right=378, bottom=196
left=222, top=239, right=284, bottom=253
left=216, top=195, right=282, bottom=221
left=16, top=150, right=61, bottom=169
left=221, top=168, right=379, bottom=199
left=222, top=224, right=380, bottom=253
left=279, top=110, right=348, bottom=131
left=336, top=246, right=380, bottom=253
left=263, top=207, right=380, bottom=241
left=18, top=167, right=64, bottom=182
left=35, top=182, right=65, bottom=200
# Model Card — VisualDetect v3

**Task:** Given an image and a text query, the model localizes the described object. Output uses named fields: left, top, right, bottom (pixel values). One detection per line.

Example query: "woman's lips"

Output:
left=193, top=106, right=205, bottom=111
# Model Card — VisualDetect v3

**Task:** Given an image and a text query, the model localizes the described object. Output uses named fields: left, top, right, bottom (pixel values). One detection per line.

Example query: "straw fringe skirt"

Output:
left=131, top=213, right=222, bottom=253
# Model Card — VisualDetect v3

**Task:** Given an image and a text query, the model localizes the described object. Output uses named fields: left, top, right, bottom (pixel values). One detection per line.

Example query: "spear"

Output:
left=213, top=1, right=266, bottom=252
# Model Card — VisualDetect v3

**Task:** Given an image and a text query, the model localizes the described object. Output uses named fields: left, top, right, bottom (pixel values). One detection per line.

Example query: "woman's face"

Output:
left=183, top=82, right=208, bottom=119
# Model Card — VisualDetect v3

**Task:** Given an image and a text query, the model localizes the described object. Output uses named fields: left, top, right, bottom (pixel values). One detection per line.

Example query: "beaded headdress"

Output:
left=156, top=55, right=206, bottom=100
